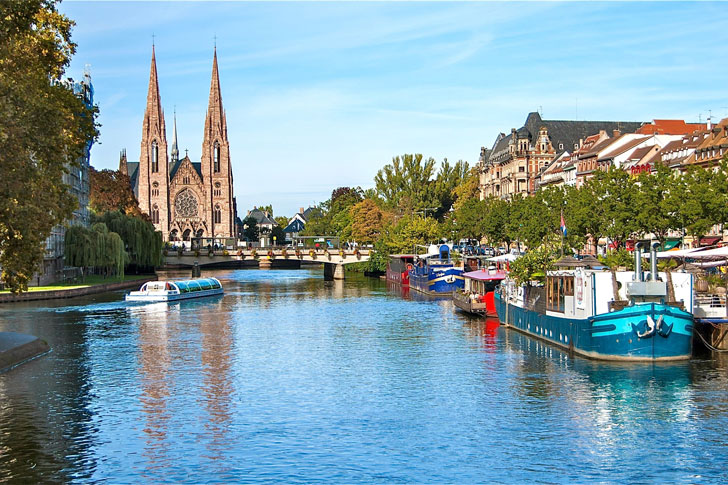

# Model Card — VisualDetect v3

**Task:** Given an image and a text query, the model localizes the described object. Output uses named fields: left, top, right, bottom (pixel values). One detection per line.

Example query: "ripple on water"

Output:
left=1, top=269, right=728, bottom=483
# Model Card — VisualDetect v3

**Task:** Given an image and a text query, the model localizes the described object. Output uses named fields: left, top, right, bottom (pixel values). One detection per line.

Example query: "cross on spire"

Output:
left=152, top=32, right=155, bottom=47
left=213, top=34, right=217, bottom=49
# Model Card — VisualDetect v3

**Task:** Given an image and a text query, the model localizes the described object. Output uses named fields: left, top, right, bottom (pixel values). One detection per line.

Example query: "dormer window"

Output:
left=213, top=142, right=220, bottom=172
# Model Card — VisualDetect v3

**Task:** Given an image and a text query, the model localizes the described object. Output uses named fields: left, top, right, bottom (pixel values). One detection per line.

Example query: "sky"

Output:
left=61, top=1, right=728, bottom=217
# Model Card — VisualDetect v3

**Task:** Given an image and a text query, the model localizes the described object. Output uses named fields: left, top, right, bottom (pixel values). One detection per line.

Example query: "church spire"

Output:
left=204, top=47, right=227, bottom=140
left=171, top=107, right=179, bottom=163
left=143, top=45, right=165, bottom=138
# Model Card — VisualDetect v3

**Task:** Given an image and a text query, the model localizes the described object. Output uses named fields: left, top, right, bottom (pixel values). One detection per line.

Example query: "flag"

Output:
left=560, top=210, right=567, bottom=237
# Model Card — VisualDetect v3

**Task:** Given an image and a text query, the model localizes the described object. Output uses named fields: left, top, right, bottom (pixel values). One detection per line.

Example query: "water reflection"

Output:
left=135, top=302, right=174, bottom=473
left=0, top=269, right=727, bottom=482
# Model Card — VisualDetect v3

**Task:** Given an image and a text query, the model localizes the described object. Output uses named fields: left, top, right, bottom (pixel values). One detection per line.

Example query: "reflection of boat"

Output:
left=453, top=269, right=505, bottom=316
left=409, top=245, right=464, bottom=295
left=125, top=278, right=223, bottom=302
left=496, top=244, right=695, bottom=361
left=386, top=254, right=415, bottom=287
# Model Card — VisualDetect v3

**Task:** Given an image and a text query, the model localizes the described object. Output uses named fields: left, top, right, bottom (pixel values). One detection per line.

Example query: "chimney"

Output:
left=612, top=129, right=621, bottom=138
left=707, top=116, right=712, bottom=131
left=299, top=207, right=304, bottom=214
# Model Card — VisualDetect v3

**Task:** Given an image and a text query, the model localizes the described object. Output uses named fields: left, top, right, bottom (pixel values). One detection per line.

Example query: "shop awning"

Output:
left=699, top=236, right=722, bottom=247
left=661, top=240, right=681, bottom=251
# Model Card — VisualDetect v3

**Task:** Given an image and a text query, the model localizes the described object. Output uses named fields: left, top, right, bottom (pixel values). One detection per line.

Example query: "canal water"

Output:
left=1, top=268, right=727, bottom=483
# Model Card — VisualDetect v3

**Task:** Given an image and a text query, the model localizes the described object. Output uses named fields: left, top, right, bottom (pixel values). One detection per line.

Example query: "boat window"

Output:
left=546, top=275, right=574, bottom=313
left=176, top=281, right=190, bottom=293
left=189, top=281, right=202, bottom=292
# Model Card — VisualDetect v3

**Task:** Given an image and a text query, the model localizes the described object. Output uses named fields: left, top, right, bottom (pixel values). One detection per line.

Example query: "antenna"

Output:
left=152, top=32, right=155, bottom=47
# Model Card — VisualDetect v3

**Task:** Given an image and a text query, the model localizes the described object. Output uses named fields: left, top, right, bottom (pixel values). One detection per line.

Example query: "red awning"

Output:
left=699, top=236, right=722, bottom=247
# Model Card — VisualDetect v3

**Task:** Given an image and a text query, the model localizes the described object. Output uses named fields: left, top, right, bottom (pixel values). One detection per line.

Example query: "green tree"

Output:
left=482, top=197, right=511, bottom=248
left=242, top=216, right=259, bottom=242
left=452, top=198, right=486, bottom=241
left=93, top=211, right=162, bottom=270
left=634, top=163, right=682, bottom=242
left=0, top=0, right=98, bottom=292
left=381, top=215, right=442, bottom=255
left=681, top=165, right=722, bottom=241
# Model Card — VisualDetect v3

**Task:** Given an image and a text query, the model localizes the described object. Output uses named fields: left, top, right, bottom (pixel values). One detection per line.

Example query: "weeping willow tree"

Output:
left=92, top=211, right=163, bottom=270
left=64, top=223, right=127, bottom=279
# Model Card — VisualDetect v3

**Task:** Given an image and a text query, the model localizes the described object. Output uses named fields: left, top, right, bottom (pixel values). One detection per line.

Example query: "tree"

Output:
left=680, top=165, right=723, bottom=241
left=0, top=0, right=98, bottom=292
left=451, top=198, right=486, bottom=241
left=482, top=197, right=511, bottom=248
left=89, top=167, right=147, bottom=219
left=93, top=211, right=161, bottom=270
left=381, top=215, right=442, bottom=255
left=242, top=216, right=259, bottom=242
left=634, top=163, right=682, bottom=242
left=350, top=199, right=388, bottom=243
left=452, top=165, right=481, bottom=210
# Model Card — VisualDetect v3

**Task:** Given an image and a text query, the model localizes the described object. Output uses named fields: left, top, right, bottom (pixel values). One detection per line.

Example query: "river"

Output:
left=1, top=268, right=727, bottom=483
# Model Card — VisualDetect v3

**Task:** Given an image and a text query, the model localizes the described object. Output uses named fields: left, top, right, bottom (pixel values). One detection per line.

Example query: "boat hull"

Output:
left=495, top=292, right=693, bottom=361
left=409, top=267, right=464, bottom=295
left=125, top=287, right=223, bottom=302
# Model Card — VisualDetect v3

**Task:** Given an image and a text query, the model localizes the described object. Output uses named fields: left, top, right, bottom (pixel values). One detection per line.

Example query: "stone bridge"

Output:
left=163, top=248, right=371, bottom=280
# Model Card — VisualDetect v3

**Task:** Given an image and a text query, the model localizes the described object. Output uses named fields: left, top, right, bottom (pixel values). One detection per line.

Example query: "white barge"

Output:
left=125, top=278, right=223, bottom=302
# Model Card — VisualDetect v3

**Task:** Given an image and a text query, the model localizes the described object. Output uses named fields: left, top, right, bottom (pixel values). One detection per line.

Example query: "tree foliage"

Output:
left=0, top=0, right=98, bottom=292
left=93, top=211, right=162, bottom=269
left=64, top=222, right=126, bottom=278
left=242, top=216, right=259, bottom=242
left=89, top=167, right=147, bottom=220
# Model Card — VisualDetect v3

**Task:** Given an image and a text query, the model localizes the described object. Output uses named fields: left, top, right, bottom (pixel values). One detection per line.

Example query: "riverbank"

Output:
left=0, top=274, right=156, bottom=303
left=0, top=332, right=50, bottom=372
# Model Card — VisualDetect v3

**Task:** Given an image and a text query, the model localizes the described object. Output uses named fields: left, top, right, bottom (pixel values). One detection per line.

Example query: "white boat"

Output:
left=125, top=277, right=223, bottom=302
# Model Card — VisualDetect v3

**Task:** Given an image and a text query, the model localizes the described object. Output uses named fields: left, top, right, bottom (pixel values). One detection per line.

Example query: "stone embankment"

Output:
left=0, top=332, right=50, bottom=373
left=0, top=276, right=156, bottom=303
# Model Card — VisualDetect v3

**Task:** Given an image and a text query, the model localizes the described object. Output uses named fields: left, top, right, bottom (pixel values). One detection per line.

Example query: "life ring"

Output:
left=445, top=275, right=456, bottom=284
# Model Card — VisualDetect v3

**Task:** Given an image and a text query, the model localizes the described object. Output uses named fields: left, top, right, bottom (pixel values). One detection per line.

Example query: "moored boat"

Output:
left=495, top=243, right=695, bottom=361
left=386, top=254, right=415, bottom=287
left=409, top=244, right=464, bottom=295
left=125, top=277, right=223, bottom=302
left=453, top=269, right=506, bottom=316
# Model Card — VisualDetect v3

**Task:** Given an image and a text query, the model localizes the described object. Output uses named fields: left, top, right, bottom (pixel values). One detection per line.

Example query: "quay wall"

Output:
left=0, top=276, right=157, bottom=304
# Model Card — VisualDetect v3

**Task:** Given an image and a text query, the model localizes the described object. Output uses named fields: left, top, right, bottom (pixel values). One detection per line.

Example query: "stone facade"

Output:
left=122, top=47, right=236, bottom=243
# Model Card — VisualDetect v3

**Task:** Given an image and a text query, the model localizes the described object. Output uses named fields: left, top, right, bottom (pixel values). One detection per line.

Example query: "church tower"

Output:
left=138, top=46, right=170, bottom=235
left=200, top=48, right=234, bottom=238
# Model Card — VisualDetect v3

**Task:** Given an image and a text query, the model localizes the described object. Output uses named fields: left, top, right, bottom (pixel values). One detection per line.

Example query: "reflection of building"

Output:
left=120, top=47, right=236, bottom=243
left=36, top=71, right=94, bottom=285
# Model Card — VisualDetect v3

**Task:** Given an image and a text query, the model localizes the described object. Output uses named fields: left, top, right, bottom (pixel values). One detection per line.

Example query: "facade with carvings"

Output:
left=120, top=47, right=236, bottom=243
left=479, top=112, right=641, bottom=199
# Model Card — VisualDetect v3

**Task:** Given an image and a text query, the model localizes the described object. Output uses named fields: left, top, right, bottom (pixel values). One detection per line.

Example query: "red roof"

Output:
left=636, top=119, right=707, bottom=135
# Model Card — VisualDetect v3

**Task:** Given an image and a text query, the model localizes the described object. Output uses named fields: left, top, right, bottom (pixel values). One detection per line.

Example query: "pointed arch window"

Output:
left=213, top=142, right=220, bottom=173
left=152, top=204, right=160, bottom=224
left=214, top=204, right=222, bottom=224
left=151, top=141, right=159, bottom=173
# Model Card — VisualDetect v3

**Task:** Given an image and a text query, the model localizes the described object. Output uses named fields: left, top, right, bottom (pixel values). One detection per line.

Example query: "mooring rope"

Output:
left=694, top=327, right=728, bottom=353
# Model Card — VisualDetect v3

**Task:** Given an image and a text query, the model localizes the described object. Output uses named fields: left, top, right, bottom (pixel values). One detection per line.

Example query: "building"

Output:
left=36, top=71, right=94, bottom=285
left=120, top=47, right=236, bottom=244
left=479, top=112, right=642, bottom=199
left=283, top=207, right=315, bottom=243
left=685, top=117, right=728, bottom=169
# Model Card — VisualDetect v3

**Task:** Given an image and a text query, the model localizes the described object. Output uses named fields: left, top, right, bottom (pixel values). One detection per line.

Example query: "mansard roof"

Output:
left=487, top=112, right=643, bottom=164
left=247, top=208, right=277, bottom=226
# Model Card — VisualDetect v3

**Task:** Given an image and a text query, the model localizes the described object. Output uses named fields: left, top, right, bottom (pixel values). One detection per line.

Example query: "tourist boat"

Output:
left=409, top=244, right=464, bottom=295
left=495, top=243, right=695, bottom=361
left=386, top=254, right=415, bottom=286
left=453, top=269, right=506, bottom=316
left=125, top=277, right=223, bottom=302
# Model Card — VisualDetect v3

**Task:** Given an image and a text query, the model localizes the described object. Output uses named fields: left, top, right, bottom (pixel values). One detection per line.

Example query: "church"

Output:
left=120, top=46, right=237, bottom=243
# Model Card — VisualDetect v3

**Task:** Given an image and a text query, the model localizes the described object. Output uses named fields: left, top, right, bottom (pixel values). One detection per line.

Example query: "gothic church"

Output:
left=120, top=47, right=236, bottom=243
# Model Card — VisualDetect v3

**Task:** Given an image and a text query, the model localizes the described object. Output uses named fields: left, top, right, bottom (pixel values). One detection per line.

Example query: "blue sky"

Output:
left=61, top=1, right=728, bottom=217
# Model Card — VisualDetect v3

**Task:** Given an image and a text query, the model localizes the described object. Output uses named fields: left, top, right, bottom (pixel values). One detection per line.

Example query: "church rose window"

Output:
left=175, top=189, right=198, bottom=218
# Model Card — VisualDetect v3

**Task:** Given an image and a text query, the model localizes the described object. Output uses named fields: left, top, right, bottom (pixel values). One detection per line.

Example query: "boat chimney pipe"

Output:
left=634, top=242, right=643, bottom=281
left=650, top=241, right=660, bottom=281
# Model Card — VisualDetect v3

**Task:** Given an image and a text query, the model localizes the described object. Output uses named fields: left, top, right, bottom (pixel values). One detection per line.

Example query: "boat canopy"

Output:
left=172, top=278, right=222, bottom=293
left=463, top=270, right=506, bottom=281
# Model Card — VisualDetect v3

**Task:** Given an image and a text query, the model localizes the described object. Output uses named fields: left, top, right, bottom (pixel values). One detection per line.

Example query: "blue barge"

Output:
left=495, top=245, right=695, bottom=361
left=409, top=244, right=464, bottom=295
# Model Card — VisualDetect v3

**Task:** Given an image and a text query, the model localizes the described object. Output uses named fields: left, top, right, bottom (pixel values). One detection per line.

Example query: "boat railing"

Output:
left=694, top=293, right=728, bottom=318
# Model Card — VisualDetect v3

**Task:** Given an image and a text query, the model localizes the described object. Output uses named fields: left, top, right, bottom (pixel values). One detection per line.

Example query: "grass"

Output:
left=0, top=274, right=153, bottom=294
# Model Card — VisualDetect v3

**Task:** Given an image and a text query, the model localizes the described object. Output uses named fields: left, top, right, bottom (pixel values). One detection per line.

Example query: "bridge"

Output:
left=162, top=248, right=372, bottom=280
